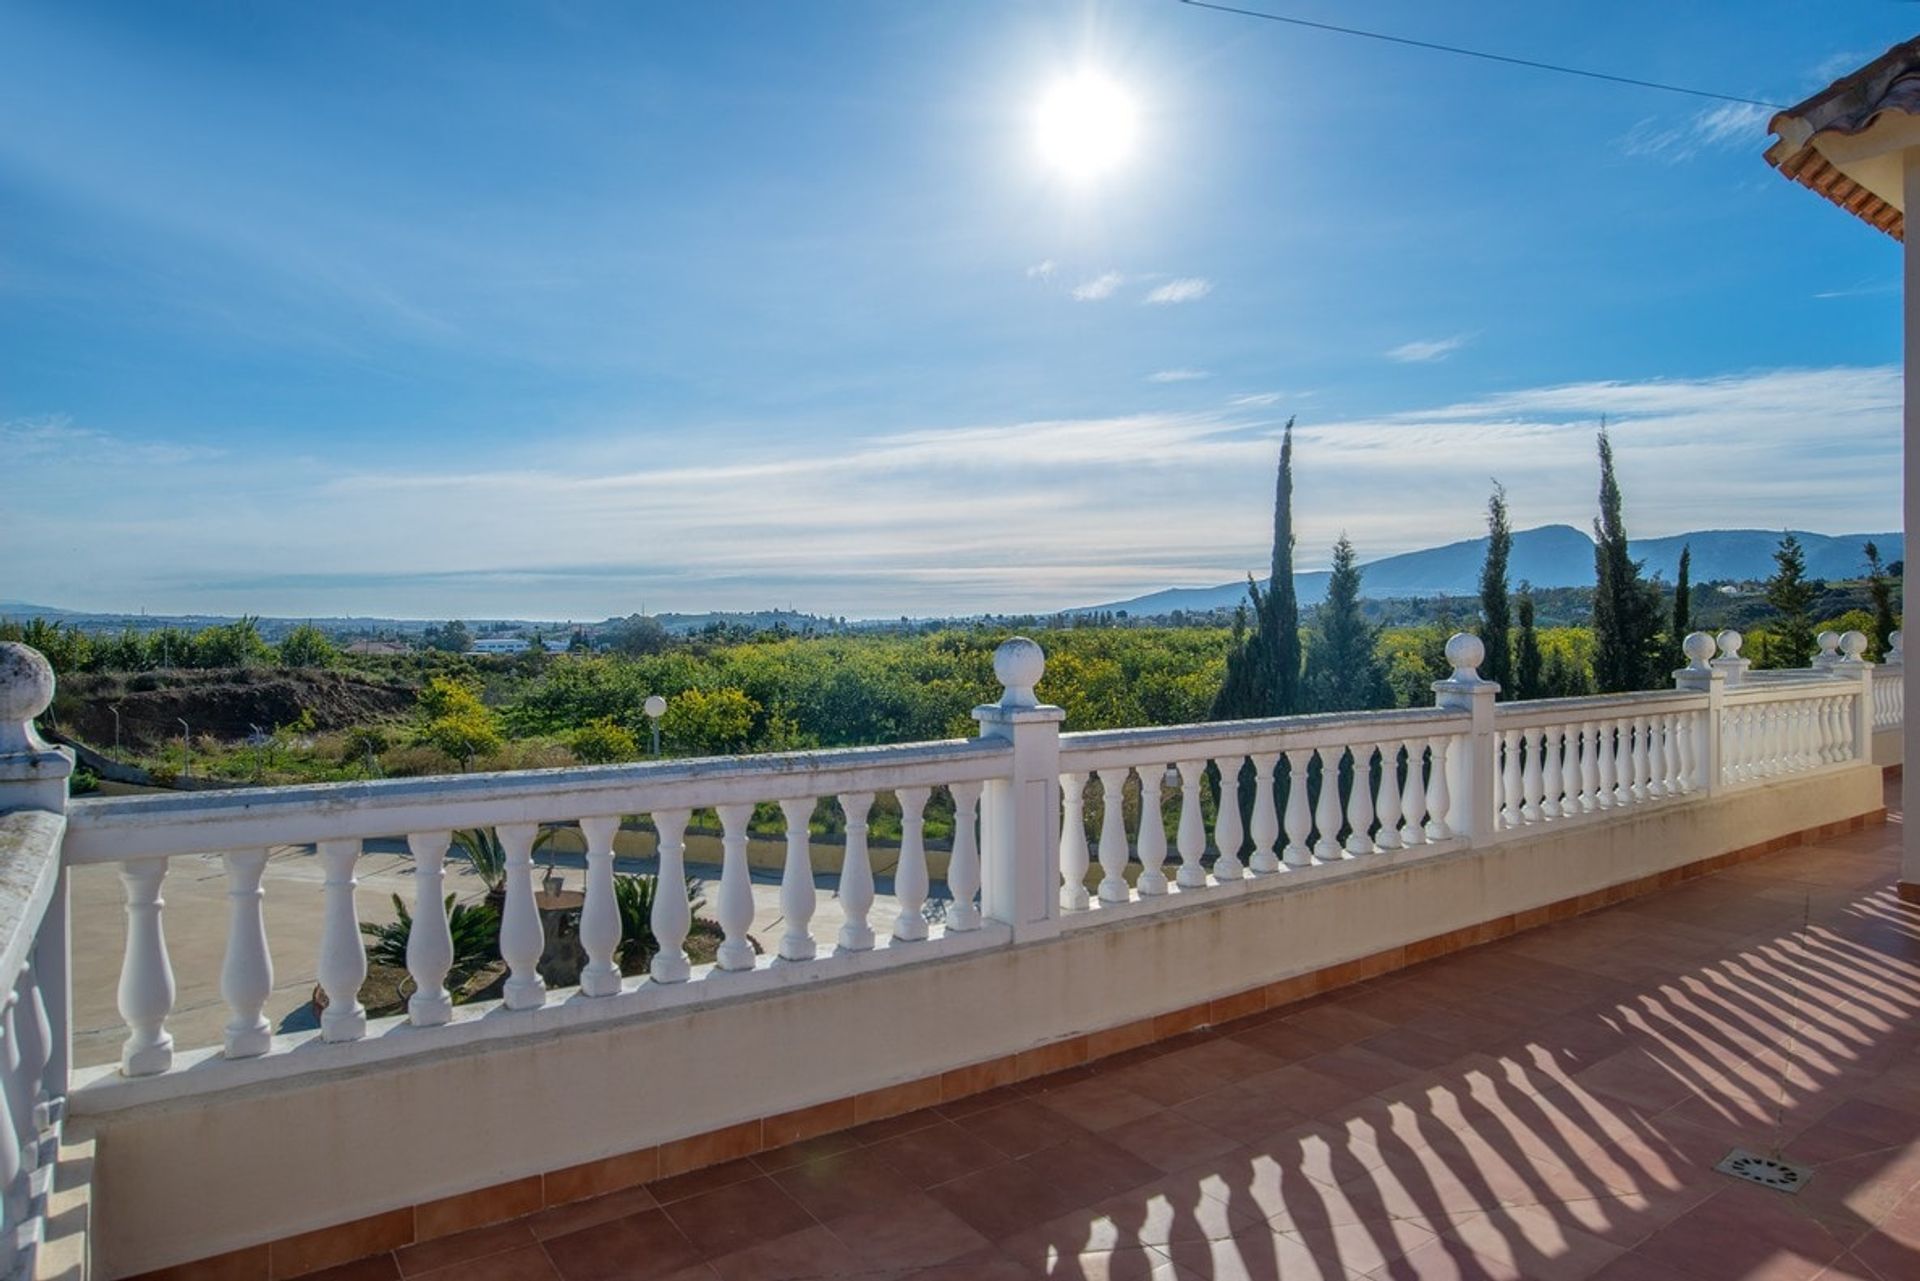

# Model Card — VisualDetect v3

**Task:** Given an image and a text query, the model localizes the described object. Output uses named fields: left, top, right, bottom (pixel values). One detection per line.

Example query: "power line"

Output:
left=1178, top=0, right=1786, bottom=110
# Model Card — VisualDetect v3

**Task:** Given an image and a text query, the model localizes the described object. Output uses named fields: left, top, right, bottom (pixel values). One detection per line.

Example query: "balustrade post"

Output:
left=713, top=804, right=756, bottom=970
left=405, top=830, right=455, bottom=1024
left=947, top=783, right=983, bottom=928
left=0, top=644, right=73, bottom=1104
left=115, top=860, right=174, bottom=1075
left=1094, top=770, right=1130, bottom=904
left=894, top=787, right=931, bottom=941
left=1432, top=634, right=1498, bottom=845
left=1840, top=630, right=1875, bottom=764
left=972, top=638, right=1064, bottom=941
left=1212, top=757, right=1246, bottom=879
left=577, top=816, right=623, bottom=997
left=1058, top=773, right=1091, bottom=909
left=316, top=838, right=369, bottom=1038
left=776, top=799, right=818, bottom=960
left=1675, top=632, right=1724, bottom=796
left=836, top=791, right=877, bottom=951
left=494, top=824, right=546, bottom=1009
left=1712, top=630, right=1750, bottom=688
left=1174, top=761, right=1209, bottom=888
left=650, top=809, right=693, bottom=981
left=219, top=849, right=273, bottom=1057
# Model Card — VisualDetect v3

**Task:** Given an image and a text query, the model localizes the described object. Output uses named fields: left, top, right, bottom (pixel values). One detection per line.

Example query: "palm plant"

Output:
left=612, top=873, right=707, bottom=970
left=360, top=893, right=501, bottom=987
left=450, top=826, right=556, bottom=900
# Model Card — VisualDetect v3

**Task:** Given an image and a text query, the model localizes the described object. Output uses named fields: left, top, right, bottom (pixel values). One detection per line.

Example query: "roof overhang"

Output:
left=1765, top=37, right=1920, bottom=240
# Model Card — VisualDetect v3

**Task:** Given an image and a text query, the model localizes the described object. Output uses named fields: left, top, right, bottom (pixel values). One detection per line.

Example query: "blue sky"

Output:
left=3, top=2, right=1910, bottom=619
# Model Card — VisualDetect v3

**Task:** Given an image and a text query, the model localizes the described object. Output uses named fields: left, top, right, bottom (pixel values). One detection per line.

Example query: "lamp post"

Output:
left=644, top=694, right=667, bottom=757
left=110, top=704, right=122, bottom=751
left=178, top=717, right=192, bottom=781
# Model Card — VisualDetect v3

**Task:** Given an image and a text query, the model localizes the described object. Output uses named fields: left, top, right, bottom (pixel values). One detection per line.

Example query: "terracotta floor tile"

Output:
left=824, top=1189, right=993, bottom=1270
left=769, top=1145, right=925, bottom=1221
left=526, top=1188, right=659, bottom=1242
left=543, top=1208, right=703, bottom=1281
left=968, top=1097, right=1097, bottom=1157
left=396, top=1221, right=535, bottom=1276
left=414, top=1245, right=559, bottom=1281
left=1633, top=1185, right=1850, bottom=1281
left=867, top=1119, right=1006, bottom=1188
left=1105, top=1109, right=1244, bottom=1174
left=647, top=1158, right=763, bottom=1205
left=1018, top=1133, right=1164, bottom=1212
left=895, top=1245, right=1040, bottom=1279
left=661, top=1176, right=815, bottom=1259
left=702, top=1224, right=866, bottom=1281
left=924, top=1158, right=1075, bottom=1239
left=295, top=1259, right=403, bottom=1281
left=1034, top=1075, right=1166, bottom=1132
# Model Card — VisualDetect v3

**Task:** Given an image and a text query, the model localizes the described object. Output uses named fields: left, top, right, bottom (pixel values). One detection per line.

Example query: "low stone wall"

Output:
left=85, top=763, right=1885, bottom=1279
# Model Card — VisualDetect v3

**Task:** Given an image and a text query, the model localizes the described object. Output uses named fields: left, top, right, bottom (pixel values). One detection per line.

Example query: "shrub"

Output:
left=612, top=873, right=707, bottom=970
left=568, top=717, right=639, bottom=764
left=360, top=893, right=500, bottom=989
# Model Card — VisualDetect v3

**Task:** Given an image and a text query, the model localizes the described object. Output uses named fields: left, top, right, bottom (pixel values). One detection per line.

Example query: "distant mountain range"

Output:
left=1072, top=526, right=1904, bottom=617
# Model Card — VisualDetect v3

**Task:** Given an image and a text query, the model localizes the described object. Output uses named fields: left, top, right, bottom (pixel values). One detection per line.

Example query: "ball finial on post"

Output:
left=0, top=642, right=57, bottom=755
left=1891, top=630, right=1904, bottom=663
left=1443, top=632, right=1485, bottom=684
left=1682, top=631, right=1717, bottom=672
left=1715, top=630, right=1743, bottom=660
left=993, top=637, right=1047, bottom=709
left=1816, top=631, right=1842, bottom=666
left=1840, top=630, right=1870, bottom=662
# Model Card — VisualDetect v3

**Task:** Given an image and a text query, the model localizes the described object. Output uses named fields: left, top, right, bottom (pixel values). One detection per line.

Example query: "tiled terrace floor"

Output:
left=322, top=789, right=1919, bottom=1280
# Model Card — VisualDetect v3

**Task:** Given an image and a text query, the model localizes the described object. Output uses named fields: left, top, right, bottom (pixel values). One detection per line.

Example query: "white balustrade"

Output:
left=577, top=816, right=622, bottom=997
left=1399, top=739, right=1427, bottom=846
left=1426, top=736, right=1453, bottom=839
left=837, top=792, right=877, bottom=950
left=495, top=825, right=545, bottom=1010
left=1500, top=729, right=1523, bottom=827
left=219, top=849, right=272, bottom=1057
left=1212, top=757, right=1246, bottom=879
left=1060, top=772, right=1091, bottom=909
left=1095, top=769, right=1130, bottom=903
left=714, top=804, right=756, bottom=970
left=116, top=861, right=173, bottom=1076
left=1282, top=752, right=1312, bottom=867
left=776, top=799, right=817, bottom=960
left=1344, top=746, right=1375, bottom=855
left=1249, top=755, right=1280, bottom=873
left=947, top=781, right=983, bottom=929
left=893, top=787, right=931, bottom=942
left=1135, top=768, right=1170, bottom=895
left=1374, top=744, right=1403, bottom=850
left=405, top=830, right=456, bottom=1023
left=1175, top=761, right=1209, bottom=888
left=1312, top=747, right=1342, bottom=860
left=650, top=809, right=693, bottom=981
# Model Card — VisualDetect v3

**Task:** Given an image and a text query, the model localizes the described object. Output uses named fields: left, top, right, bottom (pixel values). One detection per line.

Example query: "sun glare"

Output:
left=1034, top=71, right=1137, bottom=180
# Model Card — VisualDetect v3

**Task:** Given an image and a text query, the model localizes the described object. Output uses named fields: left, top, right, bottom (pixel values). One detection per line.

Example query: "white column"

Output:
left=1175, top=761, right=1209, bottom=888
left=1399, top=739, right=1428, bottom=846
left=316, top=838, right=368, bottom=1039
left=405, top=830, right=455, bottom=1025
left=1212, top=757, right=1246, bottom=879
left=650, top=809, right=693, bottom=982
left=1433, top=634, right=1498, bottom=845
left=495, top=824, right=545, bottom=1010
left=972, top=637, right=1065, bottom=941
left=1058, top=772, right=1091, bottom=909
left=1248, top=754, right=1280, bottom=872
left=1135, top=766, right=1169, bottom=894
left=219, top=849, right=273, bottom=1058
left=1903, top=145, right=1920, bottom=901
left=1539, top=730, right=1562, bottom=819
left=1095, top=769, right=1131, bottom=903
left=1373, top=744, right=1402, bottom=850
left=1344, top=746, right=1376, bottom=854
left=714, top=803, right=756, bottom=970
left=116, top=860, right=173, bottom=1076
left=894, top=786, right=931, bottom=941
left=1281, top=751, right=1312, bottom=867
left=1426, top=736, right=1453, bottom=839
left=837, top=792, right=876, bottom=950
left=947, top=781, right=983, bottom=929
left=1312, top=747, right=1342, bottom=860
left=777, top=798, right=818, bottom=960
left=578, top=816, right=622, bottom=997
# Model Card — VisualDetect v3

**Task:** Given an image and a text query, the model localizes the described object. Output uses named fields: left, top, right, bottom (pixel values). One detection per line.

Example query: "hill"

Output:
left=1074, top=526, right=1903, bottom=618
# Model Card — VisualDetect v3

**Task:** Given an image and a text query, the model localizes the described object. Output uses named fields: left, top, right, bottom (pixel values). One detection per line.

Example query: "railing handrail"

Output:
left=1058, top=705, right=1469, bottom=766
left=0, top=811, right=64, bottom=1011
left=1724, top=677, right=1866, bottom=706
left=64, top=737, right=1010, bottom=864
left=1490, top=689, right=1707, bottom=728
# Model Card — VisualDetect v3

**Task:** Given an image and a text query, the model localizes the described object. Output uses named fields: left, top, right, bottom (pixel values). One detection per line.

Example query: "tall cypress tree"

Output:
left=1591, top=429, right=1660, bottom=692
left=1865, top=540, right=1897, bottom=659
left=1513, top=589, right=1544, bottom=701
left=1763, top=533, right=1818, bottom=668
left=1213, top=419, right=1303, bottom=718
left=1672, top=544, right=1692, bottom=643
left=1305, top=536, right=1390, bottom=711
left=1478, top=483, right=1513, bottom=695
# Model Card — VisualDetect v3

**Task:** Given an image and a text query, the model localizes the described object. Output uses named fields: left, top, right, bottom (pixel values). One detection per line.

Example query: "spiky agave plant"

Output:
left=449, top=826, right=557, bottom=898
left=611, top=873, right=707, bottom=969
left=360, top=893, right=501, bottom=986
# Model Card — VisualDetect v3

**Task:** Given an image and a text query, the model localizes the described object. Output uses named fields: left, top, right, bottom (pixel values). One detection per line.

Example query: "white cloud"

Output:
left=1025, top=259, right=1056, bottom=280
left=1621, top=101, right=1773, bottom=164
left=11, top=367, right=1899, bottom=619
left=1229, top=392, right=1286, bottom=408
left=1149, top=368, right=1210, bottom=383
left=1070, top=271, right=1123, bottom=301
left=1386, top=335, right=1470, bottom=363
left=1145, top=277, right=1212, bottom=305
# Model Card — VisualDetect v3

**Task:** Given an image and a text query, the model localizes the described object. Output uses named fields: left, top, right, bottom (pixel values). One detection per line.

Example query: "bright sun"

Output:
left=1034, top=71, right=1137, bottom=180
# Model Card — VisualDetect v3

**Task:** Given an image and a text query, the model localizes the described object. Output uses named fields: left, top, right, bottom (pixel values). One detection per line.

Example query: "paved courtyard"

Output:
left=267, top=780, right=1920, bottom=1280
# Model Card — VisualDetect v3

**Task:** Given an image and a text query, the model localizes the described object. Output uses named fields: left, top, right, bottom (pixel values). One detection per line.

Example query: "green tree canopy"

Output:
left=1305, top=536, right=1391, bottom=711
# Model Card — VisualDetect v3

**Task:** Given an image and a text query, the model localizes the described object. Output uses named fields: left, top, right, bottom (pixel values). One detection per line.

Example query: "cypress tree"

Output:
left=1763, top=533, right=1818, bottom=668
left=1672, top=544, right=1692, bottom=643
left=1590, top=429, right=1660, bottom=692
left=1865, top=540, right=1897, bottom=659
left=1478, top=483, right=1513, bottom=695
left=1305, top=536, right=1390, bottom=711
left=1513, top=589, right=1544, bottom=701
left=1213, top=420, right=1303, bottom=718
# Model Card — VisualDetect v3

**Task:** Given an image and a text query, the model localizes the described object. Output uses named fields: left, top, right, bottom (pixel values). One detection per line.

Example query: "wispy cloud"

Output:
left=1621, top=101, right=1773, bottom=164
left=1812, top=280, right=1897, bottom=301
left=1071, top=271, right=1124, bottom=301
left=1145, top=278, right=1212, bottom=305
left=1149, top=368, right=1210, bottom=383
left=1025, top=259, right=1056, bottom=280
left=12, top=367, right=1897, bottom=618
left=1, top=415, right=224, bottom=466
left=1386, top=335, right=1470, bottom=363
left=1229, top=392, right=1286, bottom=408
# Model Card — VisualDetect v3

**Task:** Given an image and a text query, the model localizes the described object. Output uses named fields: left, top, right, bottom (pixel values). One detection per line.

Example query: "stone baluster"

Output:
left=837, top=792, right=877, bottom=949
left=650, top=809, right=693, bottom=981
left=316, top=838, right=369, bottom=1037
left=115, top=860, right=174, bottom=1077
left=1426, top=737, right=1453, bottom=839
left=1576, top=724, right=1597, bottom=811
left=1611, top=717, right=1633, bottom=803
left=1249, top=755, right=1281, bottom=873
left=777, top=798, right=818, bottom=961
left=1646, top=718, right=1668, bottom=797
left=1212, top=756, right=1246, bottom=880
left=1135, top=768, right=1170, bottom=895
left=1594, top=722, right=1616, bottom=807
left=947, top=782, right=983, bottom=928
left=578, top=816, right=623, bottom=997
left=1635, top=716, right=1655, bottom=799
left=1539, top=729, right=1562, bottom=819
left=1175, top=761, right=1210, bottom=888
left=1399, top=740, right=1428, bottom=846
left=1312, top=747, right=1343, bottom=860
left=1281, top=751, right=1313, bottom=866
left=1059, top=772, right=1091, bottom=909
left=894, top=787, right=931, bottom=941
left=1520, top=730, right=1544, bottom=823
left=405, top=830, right=455, bottom=1023
left=495, top=825, right=546, bottom=1009
left=219, top=849, right=273, bottom=1057
left=1499, top=729, right=1522, bottom=827
left=1373, top=744, right=1403, bottom=850
left=1095, top=769, right=1131, bottom=903
left=714, top=804, right=756, bottom=970
left=1345, top=745, right=1376, bottom=854
left=1672, top=714, right=1694, bottom=793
